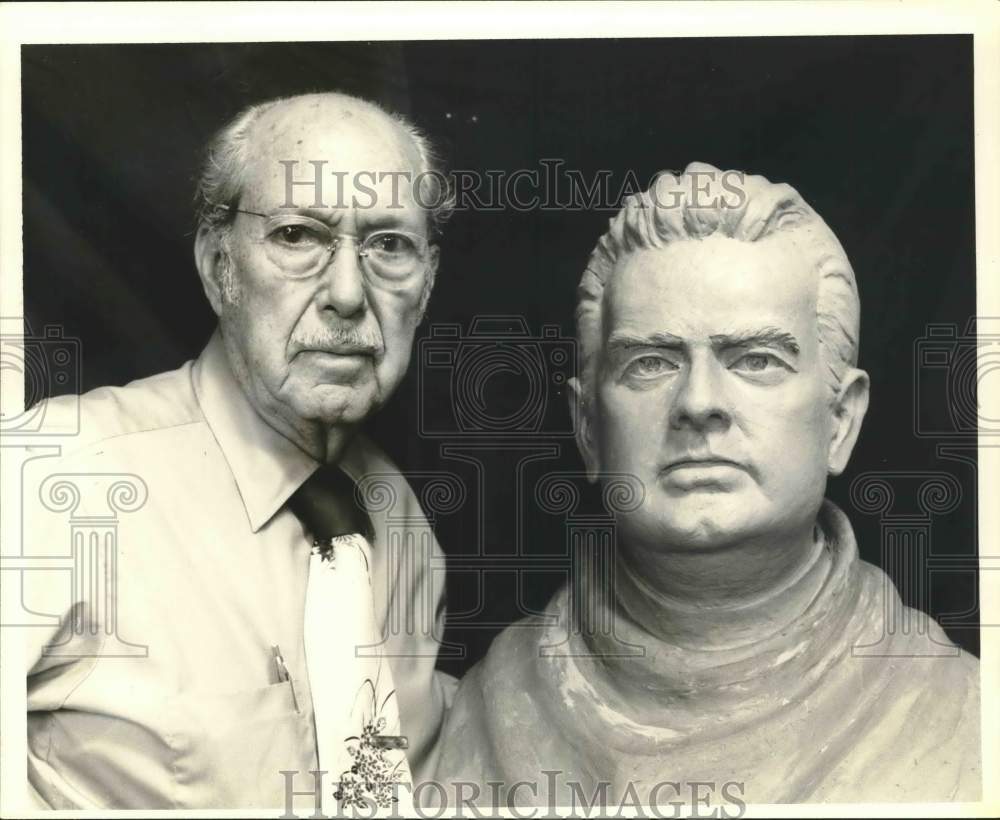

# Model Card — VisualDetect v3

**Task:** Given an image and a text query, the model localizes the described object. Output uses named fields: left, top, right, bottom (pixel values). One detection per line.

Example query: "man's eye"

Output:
left=368, top=233, right=416, bottom=257
left=625, top=355, right=677, bottom=378
left=272, top=225, right=323, bottom=247
left=731, top=353, right=781, bottom=372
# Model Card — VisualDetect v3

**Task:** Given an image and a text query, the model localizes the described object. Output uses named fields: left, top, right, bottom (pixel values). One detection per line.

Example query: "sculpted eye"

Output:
left=731, top=352, right=784, bottom=372
left=625, top=355, right=677, bottom=378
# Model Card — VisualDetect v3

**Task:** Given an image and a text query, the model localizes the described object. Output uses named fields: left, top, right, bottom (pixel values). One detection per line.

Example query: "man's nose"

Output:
left=317, top=240, right=365, bottom=318
left=669, top=356, right=731, bottom=433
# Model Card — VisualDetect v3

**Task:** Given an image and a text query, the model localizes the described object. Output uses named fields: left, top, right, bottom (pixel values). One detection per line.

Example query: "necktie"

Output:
left=288, top=465, right=413, bottom=815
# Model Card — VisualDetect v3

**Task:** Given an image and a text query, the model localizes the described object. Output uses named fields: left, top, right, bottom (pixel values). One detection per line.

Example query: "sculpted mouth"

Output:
left=661, top=458, right=747, bottom=474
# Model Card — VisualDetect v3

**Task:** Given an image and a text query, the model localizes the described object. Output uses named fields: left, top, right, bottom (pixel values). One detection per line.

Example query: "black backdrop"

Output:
left=22, top=36, right=979, bottom=672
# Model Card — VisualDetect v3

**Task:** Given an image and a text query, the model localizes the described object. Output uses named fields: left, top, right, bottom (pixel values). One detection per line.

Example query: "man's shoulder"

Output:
left=29, top=359, right=205, bottom=463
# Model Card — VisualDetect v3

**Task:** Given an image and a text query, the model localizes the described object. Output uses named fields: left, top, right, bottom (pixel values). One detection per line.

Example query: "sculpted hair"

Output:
left=576, top=161, right=860, bottom=398
left=193, top=91, right=454, bottom=238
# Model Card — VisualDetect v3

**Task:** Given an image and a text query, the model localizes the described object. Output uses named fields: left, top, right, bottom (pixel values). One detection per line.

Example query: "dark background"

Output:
left=22, top=37, right=979, bottom=671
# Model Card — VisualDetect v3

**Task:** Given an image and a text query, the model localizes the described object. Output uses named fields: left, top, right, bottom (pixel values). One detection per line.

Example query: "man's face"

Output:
left=208, top=98, right=436, bottom=434
left=587, top=234, right=836, bottom=550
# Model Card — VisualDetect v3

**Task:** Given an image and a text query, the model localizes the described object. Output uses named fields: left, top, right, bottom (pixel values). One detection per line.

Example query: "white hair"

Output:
left=576, top=161, right=860, bottom=398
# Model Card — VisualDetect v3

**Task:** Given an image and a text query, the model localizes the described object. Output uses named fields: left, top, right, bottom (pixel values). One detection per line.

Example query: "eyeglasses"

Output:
left=225, top=206, right=433, bottom=283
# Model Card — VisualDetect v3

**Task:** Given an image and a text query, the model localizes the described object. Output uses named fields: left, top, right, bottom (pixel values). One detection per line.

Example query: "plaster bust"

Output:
left=429, top=163, right=981, bottom=810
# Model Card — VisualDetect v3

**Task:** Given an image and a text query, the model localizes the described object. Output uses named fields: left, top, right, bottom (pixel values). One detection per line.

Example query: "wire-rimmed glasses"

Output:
left=225, top=206, right=433, bottom=283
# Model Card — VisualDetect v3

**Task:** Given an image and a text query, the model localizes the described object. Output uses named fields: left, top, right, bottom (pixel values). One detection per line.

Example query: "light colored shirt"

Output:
left=22, top=331, right=452, bottom=810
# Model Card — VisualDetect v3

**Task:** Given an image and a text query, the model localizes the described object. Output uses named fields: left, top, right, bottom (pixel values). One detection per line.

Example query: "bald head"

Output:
left=194, top=91, right=452, bottom=237
left=246, top=93, right=421, bottom=189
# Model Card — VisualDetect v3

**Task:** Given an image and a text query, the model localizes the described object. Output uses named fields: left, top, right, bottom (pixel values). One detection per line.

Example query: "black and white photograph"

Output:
left=1, top=2, right=997, bottom=817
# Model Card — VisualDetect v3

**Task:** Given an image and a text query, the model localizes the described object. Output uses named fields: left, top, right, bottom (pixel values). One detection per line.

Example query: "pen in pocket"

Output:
left=271, top=644, right=301, bottom=713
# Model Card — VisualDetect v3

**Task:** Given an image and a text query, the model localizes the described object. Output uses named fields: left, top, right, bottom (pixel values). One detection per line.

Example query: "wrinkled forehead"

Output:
left=240, top=97, right=425, bottom=214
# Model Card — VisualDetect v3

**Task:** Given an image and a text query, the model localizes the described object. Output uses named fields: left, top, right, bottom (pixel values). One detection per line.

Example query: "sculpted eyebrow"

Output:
left=710, top=328, right=801, bottom=355
left=606, top=331, right=685, bottom=350
left=605, top=329, right=801, bottom=356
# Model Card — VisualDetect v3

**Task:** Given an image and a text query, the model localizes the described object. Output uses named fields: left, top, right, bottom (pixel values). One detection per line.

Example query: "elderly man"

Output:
left=22, top=92, right=452, bottom=811
left=432, top=164, right=981, bottom=809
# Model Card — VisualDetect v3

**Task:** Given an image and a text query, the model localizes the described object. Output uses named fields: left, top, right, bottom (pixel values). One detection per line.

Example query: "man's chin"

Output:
left=292, top=385, right=378, bottom=428
left=622, top=497, right=766, bottom=551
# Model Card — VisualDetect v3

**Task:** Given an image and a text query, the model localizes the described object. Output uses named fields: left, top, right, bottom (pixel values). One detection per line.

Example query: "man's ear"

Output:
left=194, top=224, right=226, bottom=317
left=568, top=376, right=600, bottom=483
left=827, top=367, right=870, bottom=476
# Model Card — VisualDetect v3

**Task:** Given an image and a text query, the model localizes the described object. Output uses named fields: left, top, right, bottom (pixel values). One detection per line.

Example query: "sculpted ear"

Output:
left=194, top=224, right=226, bottom=317
left=827, top=368, right=870, bottom=476
left=568, top=376, right=600, bottom=483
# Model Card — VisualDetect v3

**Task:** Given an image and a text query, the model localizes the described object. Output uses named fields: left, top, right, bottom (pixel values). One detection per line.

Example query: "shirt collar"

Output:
left=192, top=330, right=320, bottom=532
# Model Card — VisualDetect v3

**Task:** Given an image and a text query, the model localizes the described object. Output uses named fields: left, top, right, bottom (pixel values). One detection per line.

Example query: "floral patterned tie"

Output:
left=289, top=466, right=413, bottom=815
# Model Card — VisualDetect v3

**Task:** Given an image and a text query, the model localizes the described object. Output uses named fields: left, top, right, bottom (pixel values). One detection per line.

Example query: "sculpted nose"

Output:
left=318, top=241, right=365, bottom=318
left=669, top=357, right=731, bottom=433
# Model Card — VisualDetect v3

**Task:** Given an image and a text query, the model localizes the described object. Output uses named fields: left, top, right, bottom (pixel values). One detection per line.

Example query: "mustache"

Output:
left=292, top=326, right=385, bottom=356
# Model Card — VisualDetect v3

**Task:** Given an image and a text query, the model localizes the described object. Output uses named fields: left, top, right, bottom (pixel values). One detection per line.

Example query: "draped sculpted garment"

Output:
left=431, top=501, right=981, bottom=809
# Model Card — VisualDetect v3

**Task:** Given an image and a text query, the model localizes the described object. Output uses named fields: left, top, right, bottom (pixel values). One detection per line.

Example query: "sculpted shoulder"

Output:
left=825, top=557, right=983, bottom=801
left=433, top=592, right=569, bottom=783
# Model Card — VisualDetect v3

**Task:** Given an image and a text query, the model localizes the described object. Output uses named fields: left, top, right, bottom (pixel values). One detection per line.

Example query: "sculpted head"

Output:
left=570, top=162, right=869, bottom=551
left=193, top=92, right=451, bottom=443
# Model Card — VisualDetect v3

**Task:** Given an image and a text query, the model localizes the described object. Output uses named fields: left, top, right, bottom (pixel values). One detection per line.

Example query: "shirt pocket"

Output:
left=163, top=680, right=315, bottom=809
